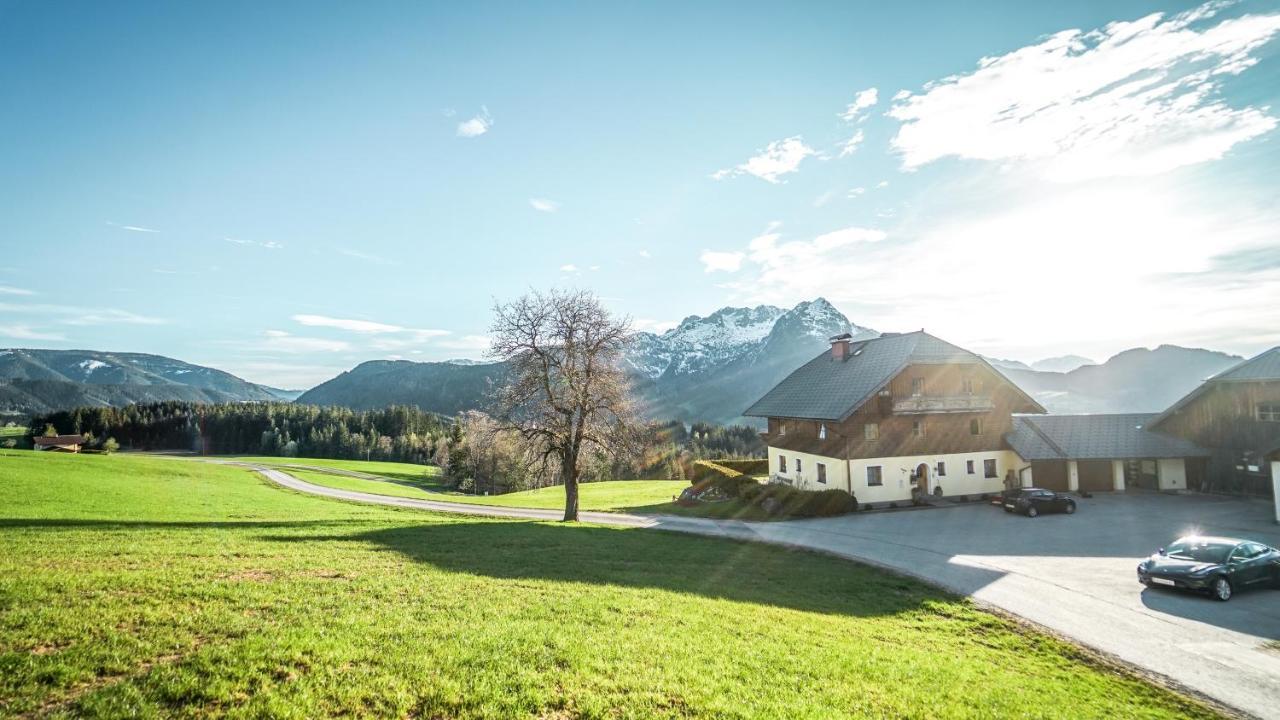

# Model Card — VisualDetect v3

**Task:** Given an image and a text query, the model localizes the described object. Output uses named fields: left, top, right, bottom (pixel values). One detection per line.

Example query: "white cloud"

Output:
left=436, top=335, right=491, bottom=351
left=529, top=198, right=559, bottom=212
left=713, top=136, right=816, bottom=184
left=225, top=237, right=282, bottom=250
left=888, top=3, right=1280, bottom=181
left=338, top=248, right=388, bottom=264
left=293, top=314, right=404, bottom=334
left=107, top=221, right=159, bottom=233
left=0, top=303, right=167, bottom=326
left=875, top=180, right=890, bottom=189
left=0, top=324, right=66, bottom=341
left=560, top=264, right=579, bottom=273
left=632, top=318, right=678, bottom=333
left=838, top=129, right=865, bottom=158
left=0, top=285, right=33, bottom=296
left=839, top=87, right=879, bottom=122
left=638, top=250, right=651, bottom=259
left=291, top=314, right=448, bottom=340
left=699, top=250, right=746, bottom=273
left=847, top=187, right=866, bottom=198
left=260, top=331, right=351, bottom=353
left=716, top=177, right=1280, bottom=360
left=456, top=106, right=493, bottom=138
left=589, top=265, right=600, bottom=271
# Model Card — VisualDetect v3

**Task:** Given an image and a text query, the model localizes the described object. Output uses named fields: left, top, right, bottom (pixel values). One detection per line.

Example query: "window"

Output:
left=817, top=463, right=827, bottom=484
left=969, top=418, right=983, bottom=435
left=911, top=377, right=924, bottom=396
left=1258, top=403, right=1280, bottom=422
left=912, top=420, right=924, bottom=437
left=866, top=466, right=883, bottom=486
left=778, top=455, right=787, bottom=473
left=795, top=458, right=802, bottom=473
left=818, top=423, right=827, bottom=440
left=984, top=459, right=997, bottom=478
left=779, top=422, right=786, bottom=436
left=966, top=460, right=975, bottom=475
left=936, top=461, right=946, bottom=477
left=962, top=378, right=974, bottom=395
left=864, top=423, right=879, bottom=441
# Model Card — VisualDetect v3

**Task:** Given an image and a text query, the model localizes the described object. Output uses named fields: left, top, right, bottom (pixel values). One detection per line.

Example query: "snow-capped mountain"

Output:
left=628, top=298, right=877, bottom=423
left=627, top=298, right=873, bottom=381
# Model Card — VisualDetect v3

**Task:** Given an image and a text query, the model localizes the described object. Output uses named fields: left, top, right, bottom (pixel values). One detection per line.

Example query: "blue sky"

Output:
left=2, top=0, right=1279, bottom=387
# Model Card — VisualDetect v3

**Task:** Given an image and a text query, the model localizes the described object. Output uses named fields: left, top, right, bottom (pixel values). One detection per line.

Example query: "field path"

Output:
left=205, top=458, right=1275, bottom=720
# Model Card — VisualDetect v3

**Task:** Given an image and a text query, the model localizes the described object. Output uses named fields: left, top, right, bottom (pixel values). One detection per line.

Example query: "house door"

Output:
left=915, top=463, right=930, bottom=496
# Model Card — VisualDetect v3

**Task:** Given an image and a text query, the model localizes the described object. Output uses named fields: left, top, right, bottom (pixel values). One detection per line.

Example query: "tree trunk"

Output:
left=562, top=449, right=580, bottom=522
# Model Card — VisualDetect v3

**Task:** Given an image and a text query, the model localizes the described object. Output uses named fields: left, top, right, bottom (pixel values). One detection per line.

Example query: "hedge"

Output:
left=712, top=459, right=769, bottom=476
left=744, top=484, right=858, bottom=518
left=686, top=459, right=855, bottom=517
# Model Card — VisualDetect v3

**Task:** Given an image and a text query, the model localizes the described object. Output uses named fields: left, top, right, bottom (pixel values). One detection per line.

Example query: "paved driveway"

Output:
left=239, top=460, right=1278, bottom=718
left=740, top=493, right=1280, bottom=719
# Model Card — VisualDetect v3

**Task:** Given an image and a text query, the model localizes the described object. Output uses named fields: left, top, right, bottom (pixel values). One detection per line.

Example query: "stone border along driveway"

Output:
left=216, top=459, right=1277, bottom=719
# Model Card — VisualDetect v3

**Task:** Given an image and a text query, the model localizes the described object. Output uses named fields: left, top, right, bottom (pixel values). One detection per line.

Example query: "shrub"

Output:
left=745, top=483, right=856, bottom=518
left=713, top=459, right=769, bottom=476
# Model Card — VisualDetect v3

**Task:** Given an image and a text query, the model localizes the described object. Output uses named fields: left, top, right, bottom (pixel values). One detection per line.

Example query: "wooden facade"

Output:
left=1154, top=380, right=1280, bottom=496
left=762, top=362, right=1038, bottom=461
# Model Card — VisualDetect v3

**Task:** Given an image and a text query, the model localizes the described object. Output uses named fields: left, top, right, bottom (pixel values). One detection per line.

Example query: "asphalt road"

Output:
left=243, top=462, right=1279, bottom=719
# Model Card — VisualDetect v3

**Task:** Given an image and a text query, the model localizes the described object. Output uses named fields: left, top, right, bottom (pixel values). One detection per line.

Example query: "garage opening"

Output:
left=1078, top=460, right=1113, bottom=492
left=1031, top=461, right=1069, bottom=491
left=1125, top=459, right=1160, bottom=490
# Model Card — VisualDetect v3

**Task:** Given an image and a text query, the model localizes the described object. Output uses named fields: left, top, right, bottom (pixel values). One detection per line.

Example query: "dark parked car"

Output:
left=1001, top=487, right=1076, bottom=517
left=1138, top=536, right=1280, bottom=601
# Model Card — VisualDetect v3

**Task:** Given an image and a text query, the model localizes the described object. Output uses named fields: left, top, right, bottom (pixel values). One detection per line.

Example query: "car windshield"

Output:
left=1165, top=540, right=1232, bottom=564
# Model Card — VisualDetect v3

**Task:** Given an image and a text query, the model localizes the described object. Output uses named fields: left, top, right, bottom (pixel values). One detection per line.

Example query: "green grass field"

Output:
left=0, top=451, right=1219, bottom=718
left=226, top=456, right=446, bottom=486
left=284, top=467, right=687, bottom=512
left=0, top=425, right=27, bottom=438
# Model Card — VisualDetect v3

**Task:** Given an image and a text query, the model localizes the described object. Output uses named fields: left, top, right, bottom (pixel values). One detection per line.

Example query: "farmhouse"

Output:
left=744, top=331, right=1047, bottom=505
left=1147, top=346, right=1280, bottom=520
left=745, top=331, right=1213, bottom=507
left=33, top=435, right=83, bottom=453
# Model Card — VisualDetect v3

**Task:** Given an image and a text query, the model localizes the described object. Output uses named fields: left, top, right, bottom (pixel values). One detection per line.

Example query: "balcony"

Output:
left=892, top=395, right=993, bottom=414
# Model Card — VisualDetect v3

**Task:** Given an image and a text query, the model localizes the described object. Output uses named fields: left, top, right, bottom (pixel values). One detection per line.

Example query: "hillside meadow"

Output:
left=0, top=451, right=1221, bottom=718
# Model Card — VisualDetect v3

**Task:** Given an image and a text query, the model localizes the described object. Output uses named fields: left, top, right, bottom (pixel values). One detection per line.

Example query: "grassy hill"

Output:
left=0, top=452, right=1219, bottom=718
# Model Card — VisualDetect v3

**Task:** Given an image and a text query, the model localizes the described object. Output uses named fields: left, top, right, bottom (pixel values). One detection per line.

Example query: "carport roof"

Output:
left=1007, top=413, right=1210, bottom=461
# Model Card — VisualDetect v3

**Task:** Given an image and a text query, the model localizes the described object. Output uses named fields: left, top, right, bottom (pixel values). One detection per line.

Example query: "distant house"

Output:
left=33, top=435, right=83, bottom=453
left=744, top=331, right=1047, bottom=505
left=1005, top=413, right=1209, bottom=493
left=1148, top=346, right=1280, bottom=513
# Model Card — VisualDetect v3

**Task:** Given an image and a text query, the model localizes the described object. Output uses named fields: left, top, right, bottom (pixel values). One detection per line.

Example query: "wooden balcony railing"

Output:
left=892, top=395, right=993, bottom=414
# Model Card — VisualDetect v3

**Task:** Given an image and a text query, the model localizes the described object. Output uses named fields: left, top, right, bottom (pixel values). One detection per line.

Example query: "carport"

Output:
left=1006, top=414, right=1209, bottom=493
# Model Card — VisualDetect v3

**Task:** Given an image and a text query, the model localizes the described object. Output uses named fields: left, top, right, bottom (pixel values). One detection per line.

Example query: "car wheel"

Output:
left=1211, top=576, right=1233, bottom=602
left=1026, top=506, right=1038, bottom=518
left=1064, top=502, right=1076, bottom=514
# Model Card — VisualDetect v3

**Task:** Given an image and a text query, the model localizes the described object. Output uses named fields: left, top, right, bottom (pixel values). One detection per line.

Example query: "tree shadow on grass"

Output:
left=263, top=520, right=1008, bottom=618
left=0, top=518, right=380, bottom=531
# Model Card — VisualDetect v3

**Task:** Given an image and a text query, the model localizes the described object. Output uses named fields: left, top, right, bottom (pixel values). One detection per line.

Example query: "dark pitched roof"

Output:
left=33, top=435, right=83, bottom=446
left=1150, top=346, right=1280, bottom=428
left=743, top=331, right=1045, bottom=421
left=1006, top=414, right=1209, bottom=461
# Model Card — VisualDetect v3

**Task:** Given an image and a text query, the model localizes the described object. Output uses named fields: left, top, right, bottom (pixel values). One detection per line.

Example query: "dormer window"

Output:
left=779, top=422, right=786, bottom=436
left=911, top=378, right=924, bottom=396
left=962, top=378, right=974, bottom=395
left=818, top=423, right=827, bottom=440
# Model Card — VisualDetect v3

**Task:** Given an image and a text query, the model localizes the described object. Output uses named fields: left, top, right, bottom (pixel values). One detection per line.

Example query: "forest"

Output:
left=29, top=402, right=765, bottom=489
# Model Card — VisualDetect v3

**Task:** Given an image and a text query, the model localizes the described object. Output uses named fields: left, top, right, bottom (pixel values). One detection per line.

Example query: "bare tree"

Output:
left=488, top=289, right=641, bottom=521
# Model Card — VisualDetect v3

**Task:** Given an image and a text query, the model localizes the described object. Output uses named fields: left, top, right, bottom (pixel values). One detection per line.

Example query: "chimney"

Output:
left=830, top=333, right=853, bottom=361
